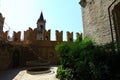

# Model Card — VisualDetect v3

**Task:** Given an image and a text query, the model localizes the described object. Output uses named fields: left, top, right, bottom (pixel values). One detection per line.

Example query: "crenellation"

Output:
left=24, top=29, right=30, bottom=44
left=67, top=31, right=73, bottom=42
left=13, top=29, right=81, bottom=44
left=3, top=31, right=8, bottom=41
left=56, top=30, right=63, bottom=42
left=13, top=31, right=21, bottom=43
left=43, top=29, right=51, bottom=40
left=76, top=32, right=82, bottom=40
left=0, top=12, right=82, bottom=70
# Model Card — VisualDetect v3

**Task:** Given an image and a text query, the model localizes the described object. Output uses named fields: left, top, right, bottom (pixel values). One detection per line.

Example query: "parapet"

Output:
left=56, top=30, right=63, bottom=42
left=5, top=27, right=82, bottom=45
left=13, top=31, right=21, bottom=43
left=24, top=27, right=37, bottom=44
left=43, top=29, right=51, bottom=40
left=67, top=31, right=73, bottom=42
left=76, top=32, right=82, bottom=40
left=3, top=31, right=8, bottom=41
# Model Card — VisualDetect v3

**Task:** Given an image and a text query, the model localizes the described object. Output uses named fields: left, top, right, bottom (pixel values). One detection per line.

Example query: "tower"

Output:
left=37, top=12, right=46, bottom=40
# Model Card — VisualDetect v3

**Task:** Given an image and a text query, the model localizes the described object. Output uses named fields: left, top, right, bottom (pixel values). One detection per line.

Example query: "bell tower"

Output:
left=37, top=12, right=46, bottom=40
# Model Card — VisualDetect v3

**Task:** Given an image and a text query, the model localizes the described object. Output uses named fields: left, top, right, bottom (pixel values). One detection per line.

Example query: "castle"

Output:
left=80, top=0, right=120, bottom=44
left=0, top=12, right=82, bottom=70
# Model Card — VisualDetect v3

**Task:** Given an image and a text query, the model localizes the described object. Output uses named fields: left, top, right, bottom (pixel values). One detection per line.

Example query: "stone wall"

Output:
left=3, top=31, right=8, bottom=41
left=43, top=29, right=51, bottom=40
left=32, top=40, right=58, bottom=65
left=0, top=42, right=13, bottom=70
left=24, top=28, right=81, bottom=44
left=0, top=13, right=5, bottom=40
left=56, top=30, right=63, bottom=42
left=67, top=32, right=73, bottom=42
left=0, top=11, right=83, bottom=70
left=76, top=32, right=82, bottom=39
left=80, top=0, right=120, bottom=44
left=13, top=31, right=21, bottom=43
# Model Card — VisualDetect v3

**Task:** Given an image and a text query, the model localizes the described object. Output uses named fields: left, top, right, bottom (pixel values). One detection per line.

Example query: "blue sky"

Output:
left=0, top=0, right=83, bottom=40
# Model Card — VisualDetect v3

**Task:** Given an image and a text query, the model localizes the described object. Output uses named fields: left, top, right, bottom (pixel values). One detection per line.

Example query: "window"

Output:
left=112, top=2, right=120, bottom=41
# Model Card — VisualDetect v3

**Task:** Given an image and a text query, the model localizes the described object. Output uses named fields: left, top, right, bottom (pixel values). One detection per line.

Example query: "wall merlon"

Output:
left=43, top=29, right=51, bottom=40
left=56, top=30, right=63, bottom=42
left=67, top=31, right=73, bottom=42
left=3, top=31, right=8, bottom=41
left=76, top=32, right=82, bottom=39
left=13, top=31, right=21, bottom=43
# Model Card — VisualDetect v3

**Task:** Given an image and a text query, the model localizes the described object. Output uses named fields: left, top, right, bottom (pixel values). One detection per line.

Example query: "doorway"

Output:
left=12, top=50, right=20, bottom=68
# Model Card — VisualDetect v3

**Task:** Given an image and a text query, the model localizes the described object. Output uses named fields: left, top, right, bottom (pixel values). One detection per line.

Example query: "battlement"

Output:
left=0, top=12, right=83, bottom=69
left=13, top=31, right=21, bottom=43
left=2, top=27, right=82, bottom=45
left=0, top=12, right=82, bottom=45
left=56, top=30, right=63, bottom=42
left=43, top=29, right=51, bottom=40
left=67, top=31, right=73, bottom=42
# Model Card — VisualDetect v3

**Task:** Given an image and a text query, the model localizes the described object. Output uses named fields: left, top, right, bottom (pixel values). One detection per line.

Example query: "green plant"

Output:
left=56, top=38, right=95, bottom=80
left=56, top=37, right=120, bottom=80
left=56, top=65, right=72, bottom=80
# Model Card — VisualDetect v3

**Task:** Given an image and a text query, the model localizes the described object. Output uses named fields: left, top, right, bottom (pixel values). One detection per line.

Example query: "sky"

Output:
left=0, top=0, right=83, bottom=41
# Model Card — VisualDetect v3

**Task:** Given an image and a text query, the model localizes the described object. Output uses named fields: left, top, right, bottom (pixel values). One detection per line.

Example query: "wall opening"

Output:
left=112, top=2, right=120, bottom=42
left=12, top=50, right=20, bottom=68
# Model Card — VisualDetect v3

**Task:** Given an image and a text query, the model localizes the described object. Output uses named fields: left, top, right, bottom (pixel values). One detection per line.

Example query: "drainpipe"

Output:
left=108, top=0, right=116, bottom=53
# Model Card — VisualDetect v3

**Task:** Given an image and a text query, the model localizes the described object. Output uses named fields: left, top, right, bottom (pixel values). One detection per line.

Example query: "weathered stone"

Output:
left=0, top=12, right=82, bottom=70
left=67, top=31, right=73, bottom=42
left=56, top=30, right=63, bottom=42
left=0, top=13, right=5, bottom=40
left=81, top=0, right=120, bottom=44
left=13, top=31, right=21, bottom=43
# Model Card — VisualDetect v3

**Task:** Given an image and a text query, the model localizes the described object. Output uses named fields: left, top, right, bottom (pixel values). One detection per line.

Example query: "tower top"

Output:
left=39, top=12, right=44, bottom=21
left=37, top=12, right=45, bottom=23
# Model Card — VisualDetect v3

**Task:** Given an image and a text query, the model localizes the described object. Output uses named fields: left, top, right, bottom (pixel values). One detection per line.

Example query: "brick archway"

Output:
left=112, top=2, right=120, bottom=41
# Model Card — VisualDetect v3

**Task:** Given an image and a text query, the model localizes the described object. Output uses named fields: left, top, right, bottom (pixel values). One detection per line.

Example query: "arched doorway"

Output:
left=112, top=2, right=120, bottom=42
left=12, top=50, right=20, bottom=68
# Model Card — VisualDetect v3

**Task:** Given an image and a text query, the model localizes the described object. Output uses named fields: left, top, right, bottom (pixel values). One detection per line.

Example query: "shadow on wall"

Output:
left=12, top=50, right=20, bottom=68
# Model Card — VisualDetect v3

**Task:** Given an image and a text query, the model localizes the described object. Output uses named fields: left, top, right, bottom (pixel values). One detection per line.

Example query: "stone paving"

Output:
left=13, top=67, right=59, bottom=80
left=0, top=67, right=59, bottom=80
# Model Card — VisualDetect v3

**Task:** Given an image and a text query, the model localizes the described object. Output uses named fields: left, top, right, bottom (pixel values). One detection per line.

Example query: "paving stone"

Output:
left=13, top=67, right=59, bottom=80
